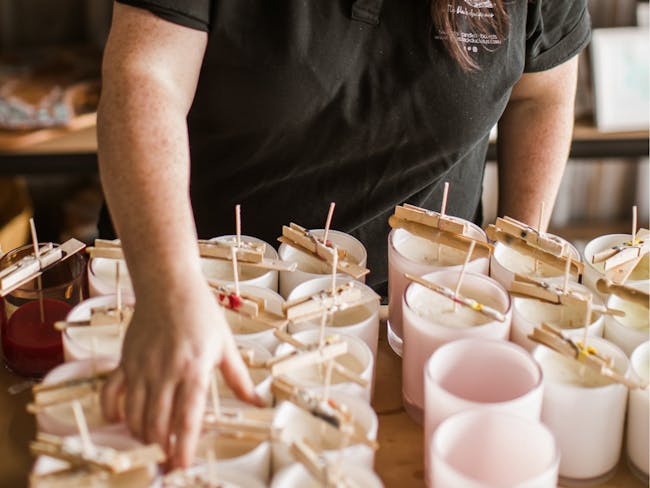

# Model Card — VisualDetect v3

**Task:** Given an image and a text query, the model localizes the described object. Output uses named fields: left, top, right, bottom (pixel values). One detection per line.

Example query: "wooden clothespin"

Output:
left=278, top=223, right=369, bottom=280
left=486, top=217, right=583, bottom=276
left=511, top=274, right=625, bottom=318
left=596, top=279, right=649, bottom=309
left=388, top=203, right=493, bottom=258
left=591, top=208, right=649, bottom=282
left=405, top=273, right=506, bottom=322
left=30, top=432, right=165, bottom=473
left=208, top=282, right=288, bottom=330
left=203, top=408, right=275, bottom=443
left=528, top=324, right=642, bottom=389
left=290, top=439, right=361, bottom=488
left=282, top=282, right=379, bottom=323
left=0, top=237, right=85, bottom=297
left=270, top=341, right=348, bottom=377
left=27, top=371, right=111, bottom=413
left=87, top=238, right=296, bottom=273
left=54, top=304, right=135, bottom=331
left=273, top=330, right=368, bottom=387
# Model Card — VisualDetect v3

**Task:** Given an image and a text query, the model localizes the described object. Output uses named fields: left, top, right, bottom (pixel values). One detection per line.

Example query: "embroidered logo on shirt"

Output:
left=464, top=0, right=494, bottom=8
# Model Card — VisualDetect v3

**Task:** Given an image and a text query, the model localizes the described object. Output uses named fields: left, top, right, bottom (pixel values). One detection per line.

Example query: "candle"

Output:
left=224, top=285, right=285, bottom=353
left=63, top=294, right=135, bottom=362
left=402, top=271, right=511, bottom=423
left=195, top=431, right=272, bottom=484
left=286, top=276, right=380, bottom=357
left=387, top=222, right=488, bottom=356
left=428, top=410, right=559, bottom=488
left=204, top=235, right=280, bottom=292
left=511, top=280, right=605, bottom=352
left=490, top=238, right=581, bottom=291
left=273, top=330, right=374, bottom=402
left=583, top=233, right=650, bottom=296
left=31, top=431, right=159, bottom=487
left=1, top=244, right=85, bottom=377
left=36, top=357, right=120, bottom=436
left=272, top=391, right=378, bottom=474
left=627, top=341, right=649, bottom=480
left=271, top=463, right=384, bottom=488
left=87, top=258, right=132, bottom=297
left=603, top=288, right=649, bottom=357
left=423, top=338, right=543, bottom=481
left=533, top=337, right=630, bottom=483
left=278, top=229, right=367, bottom=299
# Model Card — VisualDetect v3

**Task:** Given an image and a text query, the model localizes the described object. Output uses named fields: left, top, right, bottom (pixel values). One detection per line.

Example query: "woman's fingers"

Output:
left=170, top=376, right=208, bottom=468
left=101, top=367, right=126, bottom=422
left=220, top=341, right=265, bottom=407
left=125, top=376, right=148, bottom=439
left=144, top=382, right=176, bottom=451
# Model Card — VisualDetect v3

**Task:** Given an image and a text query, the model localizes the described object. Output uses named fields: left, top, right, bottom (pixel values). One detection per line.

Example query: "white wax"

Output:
left=592, top=252, right=650, bottom=281
left=408, top=286, right=496, bottom=328
left=397, top=234, right=477, bottom=267
left=537, top=351, right=614, bottom=388
left=613, top=299, right=649, bottom=331
left=496, top=246, right=576, bottom=278
left=515, top=299, right=599, bottom=330
left=196, top=434, right=260, bottom=459
left=282, top=352, right=364, bottom=386
left=65, top=325, right=123, bottom=358
left=89, top=259, right=133, bottom=296
left=43, top=394, right=109, bottom=431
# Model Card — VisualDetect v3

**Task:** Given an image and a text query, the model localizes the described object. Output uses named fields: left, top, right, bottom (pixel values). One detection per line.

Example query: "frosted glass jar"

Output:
left=403, top=271, right=511, bottom=422
left=271, top=463, right=383, bottom=488
left=63, top=294, right=135, bottom=362
left=534, top=337, right=630, bottom=484
left=511, top=280, right=605, bottom=353
left=274, top=330, right=374, bottom=402
left=627, top=341, right=649, bottom=480
left=428, top=410, right=559, bottom=488
left=583, top=234, right=650, bottom=297
left=286, top=276, right=380, bottom=357
left=278, top=229, right=367, bottom=299
left=490, top=238, right=581, bottom=291
left=603, top=286, right=649, bottom=357
left=388, top=223, right=488, bottom=356
left=271, top=392, right=378, bottom=474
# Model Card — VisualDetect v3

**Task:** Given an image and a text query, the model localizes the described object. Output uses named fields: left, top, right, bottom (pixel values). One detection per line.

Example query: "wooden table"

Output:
left=0, top=325, right=645, bottom=487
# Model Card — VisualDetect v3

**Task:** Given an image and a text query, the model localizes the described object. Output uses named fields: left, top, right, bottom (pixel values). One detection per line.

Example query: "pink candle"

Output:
left=387, top=222, right=488, bottom=356
left=402, top=271, right=511, bottom=422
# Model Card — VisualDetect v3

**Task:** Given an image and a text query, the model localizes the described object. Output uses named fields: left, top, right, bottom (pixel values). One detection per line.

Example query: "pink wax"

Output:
left=2, top=299, right=71, bottom=377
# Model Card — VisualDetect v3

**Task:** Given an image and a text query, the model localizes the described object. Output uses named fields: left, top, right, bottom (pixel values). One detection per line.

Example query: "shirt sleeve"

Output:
left=524, top=0, right=591, bottom=73
left=115, top=0, right=211, bottom=32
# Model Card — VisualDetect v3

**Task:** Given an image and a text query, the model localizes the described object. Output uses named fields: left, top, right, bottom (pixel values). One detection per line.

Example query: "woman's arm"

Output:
left=496, top=55, right=579, bottom=231
left=98, top=3, right=260, bottom=468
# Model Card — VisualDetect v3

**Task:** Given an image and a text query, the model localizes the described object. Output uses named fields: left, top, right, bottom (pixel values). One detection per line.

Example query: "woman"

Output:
left=98, top=0, right=590, bottom=468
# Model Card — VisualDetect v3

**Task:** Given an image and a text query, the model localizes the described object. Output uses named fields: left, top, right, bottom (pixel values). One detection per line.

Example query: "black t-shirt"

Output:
left=105, top=0, right=590, bottom=287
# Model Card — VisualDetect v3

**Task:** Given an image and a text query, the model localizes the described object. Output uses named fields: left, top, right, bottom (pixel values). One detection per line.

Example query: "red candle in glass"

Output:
left=1, top=299, right=71, bottom=377
left=1, top=243, right=85, bottom=378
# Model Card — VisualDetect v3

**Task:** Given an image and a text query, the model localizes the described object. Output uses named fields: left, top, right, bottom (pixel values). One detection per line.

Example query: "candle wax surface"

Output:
left=284, top=351, right=364, bottom=385
left=516, top=299, right=597, bottom=330
left=408, top=286, right=498, bottom=328
left=498, top=246, right=571, bottom=277
left=2, top=299, right=71, bottom=376
left=613, top=299, right=650, bottom=331
left=196, top=434, right=260, bottom=459
left=538, top=350, right=615, bottom=388
left=90, top=259, right=133, bottom=292
left=66, top=325, right=123, bottom=357
left=397, top=234, right=475, bottom=267
left=44, top=392, right=110, bottom=430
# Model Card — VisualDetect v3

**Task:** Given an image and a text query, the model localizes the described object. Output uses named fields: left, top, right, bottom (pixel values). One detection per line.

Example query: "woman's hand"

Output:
left=101, top=275, right=262, bottom=468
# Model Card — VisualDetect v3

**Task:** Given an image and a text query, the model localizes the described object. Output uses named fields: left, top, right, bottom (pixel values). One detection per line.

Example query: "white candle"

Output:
left=195, top=432, right=272, bottom=484
left=87, top=258, right=132, bottom=297
left=583, top=234, right=650, bottom=297
left=278, top=229, right=367, bottom=299
left=286, top=276, right=380, bottom=357
left=627, top=341, right=649, bottom=479
left=533, top=337, right=630, bottom=483
left=604, top=288, right=649, bottom=357
left=511, top=280, right=605, bottom=352
left=224, top=285, right=285, bottom=353
left=36, top=358, right=120, bottom=436
left=63, top=295, right=135, bottom=362
left=490, top=238, right=581, bottom=291
left=273, top=330, right=374, bottom=402
left=402, top=271, right=511, bottom=423
left=159, top=465, right=266, bottom=488
left=428, top=410, right=559, bottom=488
left=271, top=463, right=384, bottom=488
left=32, top=431, right=159, bottom=487
left=272, top=392, right=378, bottom=474
left=387, top=222, right=488, bottom=356
left=204, top=235, right=280, bottom=292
